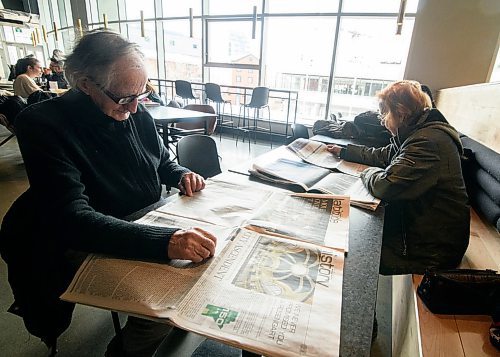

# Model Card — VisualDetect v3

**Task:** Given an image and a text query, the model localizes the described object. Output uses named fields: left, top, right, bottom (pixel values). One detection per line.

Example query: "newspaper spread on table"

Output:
left=287, top=137, right=370, bottom=177
left=61, top=179, right=349, bottom=357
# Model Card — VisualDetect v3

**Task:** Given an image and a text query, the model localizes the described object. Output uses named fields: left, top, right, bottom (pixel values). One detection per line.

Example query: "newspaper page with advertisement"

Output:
left=62, top=228, right=344, bottom=357
left=287, top=138, right=370, bottom=177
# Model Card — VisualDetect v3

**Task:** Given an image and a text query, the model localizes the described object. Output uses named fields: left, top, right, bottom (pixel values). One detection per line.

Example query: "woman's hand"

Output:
left=326, top=144, right=343, bottom=157
left=178, top=172, right=205, bottom=196
left=168, top=227, right=217, bottom=263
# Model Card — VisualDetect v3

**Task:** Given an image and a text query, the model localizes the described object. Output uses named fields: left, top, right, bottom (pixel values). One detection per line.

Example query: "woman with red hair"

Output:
left=328, top=80, right=470, bottom=274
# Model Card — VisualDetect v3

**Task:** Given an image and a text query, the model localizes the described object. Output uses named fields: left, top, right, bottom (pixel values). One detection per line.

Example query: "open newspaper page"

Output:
left=309, top=174, right=381, bottom=211
left=62, top=228, right=344, bottom=357
left=250, top=157, right=331, bottom=191
left=61, top=214, right=236, bottom=314
left=156, top=179, right=350, bottom=251
left=245, top=193, right=350, bottom=251
left=287, top=138, right=370, bottom=177
left=61, top=254, right=210, bottom=318
left=163, top=228, right=344, bottom=357
left=156, top=179, right=276, bottom=227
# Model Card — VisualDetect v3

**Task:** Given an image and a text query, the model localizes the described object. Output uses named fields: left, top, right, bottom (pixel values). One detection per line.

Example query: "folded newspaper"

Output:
left=62, top=180, right=350, bottom=357
left=287, top=138, right=369, bottom=177
left=249, top=157, right=380, bottom=211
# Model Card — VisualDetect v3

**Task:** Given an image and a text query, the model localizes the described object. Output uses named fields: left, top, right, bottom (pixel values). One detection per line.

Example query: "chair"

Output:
left=176, top=104, right=217, bottom=135
left=289, top=123, right=309, bottom=142
left=237, top=87, right=272, bottom=150
left=166, top=104, right=217, bottom=162
left=204, top=83, right=234, bottom=140
left=174, top=80, right=199, bottom=106
left=176, top=134, right=222, bottom=179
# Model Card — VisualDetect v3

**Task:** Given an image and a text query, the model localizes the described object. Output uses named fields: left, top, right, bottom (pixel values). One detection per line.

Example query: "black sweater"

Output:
left=6, top=89, right=190, bottom=261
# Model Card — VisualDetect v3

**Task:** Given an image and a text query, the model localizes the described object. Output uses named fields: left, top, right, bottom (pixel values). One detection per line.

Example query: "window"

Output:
left=330, top=16, right=415, bottom=118
left=162, top=19, right=202, bottom=82
left=206, top=20, right=261, bottom=66
left=29, top=0, right=420, bottom=127
left=122, top=21, right=159, bottom=79
left=263, top=17, right=337, bottom=122
left=490, top=50, right=500, bottom=82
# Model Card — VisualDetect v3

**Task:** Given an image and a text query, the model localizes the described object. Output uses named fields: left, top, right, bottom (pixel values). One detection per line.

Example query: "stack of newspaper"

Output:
left=62, top=179, right=350, bottom=357
left=249, top=138, right=381, bottom=211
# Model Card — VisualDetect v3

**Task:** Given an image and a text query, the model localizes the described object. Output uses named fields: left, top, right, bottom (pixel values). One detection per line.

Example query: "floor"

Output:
left=0, top=126, right=391, bottom=356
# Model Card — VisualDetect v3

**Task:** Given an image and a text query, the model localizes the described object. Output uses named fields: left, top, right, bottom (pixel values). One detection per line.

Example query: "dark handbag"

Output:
left=417, top=269, right=500, bottom=315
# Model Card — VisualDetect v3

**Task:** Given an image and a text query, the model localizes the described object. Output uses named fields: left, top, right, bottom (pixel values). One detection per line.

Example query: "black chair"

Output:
left=204, top=83, right=234, bottom=140
left=237, top=86, right=272, bottom=150
left=174, top=80, right=199, bottom=106
left=176, top=134, right=222, bottom=179
left=287, top=123, right=309, bottom=144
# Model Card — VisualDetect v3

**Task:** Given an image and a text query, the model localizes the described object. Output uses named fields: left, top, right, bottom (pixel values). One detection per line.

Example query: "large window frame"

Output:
left=27, top=0, right=419, bottom=124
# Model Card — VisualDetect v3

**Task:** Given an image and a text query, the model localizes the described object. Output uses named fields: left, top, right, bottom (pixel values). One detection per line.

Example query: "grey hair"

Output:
left=65, top=29, right=144, bottom=89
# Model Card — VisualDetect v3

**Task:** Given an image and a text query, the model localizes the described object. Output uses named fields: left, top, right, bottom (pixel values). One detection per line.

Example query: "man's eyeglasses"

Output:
left=89, top=78, right=151, bottom=105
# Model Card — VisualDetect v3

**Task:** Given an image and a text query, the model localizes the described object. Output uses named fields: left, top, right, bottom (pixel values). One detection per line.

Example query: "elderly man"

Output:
left=0, top=30, right=216, bottom=356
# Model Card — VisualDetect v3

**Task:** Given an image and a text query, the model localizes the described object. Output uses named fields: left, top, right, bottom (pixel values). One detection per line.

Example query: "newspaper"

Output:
left=250, top=158, right=380, bottom=211
left=156, top=180, right=350, bottom=251
left=61, top=179, right=349, bottom=356
left=287, top=138, right=370, bottom=177
left=62, top=229, right=344, bottom=357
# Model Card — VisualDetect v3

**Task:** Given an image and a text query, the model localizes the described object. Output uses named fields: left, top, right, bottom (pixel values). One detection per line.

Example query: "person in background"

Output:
left=0, top=30, right=215, bottom=356
left=145, top=80, right=165, bottom=105
left=12, top=56, right=42, bottom=98
left=42, top=57, right=69, bottom=90
left=327, top=80, right=470, bottom=275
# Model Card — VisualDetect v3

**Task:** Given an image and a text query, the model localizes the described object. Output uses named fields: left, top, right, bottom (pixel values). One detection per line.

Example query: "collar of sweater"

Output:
left=61, top=89, right=131, bottom=131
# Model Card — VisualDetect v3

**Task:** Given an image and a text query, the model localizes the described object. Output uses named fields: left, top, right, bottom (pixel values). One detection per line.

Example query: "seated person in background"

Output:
left=145, top=80, right=165, bottom=105
left=42, top=57, right=69, bottom=90
left=327, top=80, right=470, bottom=275
left=12, top=56, right=42, bottom=98
left=0, top=30, right=215, bottom=356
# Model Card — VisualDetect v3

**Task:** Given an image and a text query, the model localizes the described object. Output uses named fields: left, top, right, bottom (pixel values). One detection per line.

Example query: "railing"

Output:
left=149, top=79, right=299, bottom=142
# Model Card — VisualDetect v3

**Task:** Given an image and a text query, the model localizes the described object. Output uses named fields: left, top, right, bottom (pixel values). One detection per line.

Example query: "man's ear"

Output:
left=78, top=77, right=92, bottom=95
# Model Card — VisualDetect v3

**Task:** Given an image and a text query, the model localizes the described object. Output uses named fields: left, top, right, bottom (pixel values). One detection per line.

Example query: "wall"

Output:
left=436, top=82, right=500, bottom=153
left=405, top=0, right=500, bottom=92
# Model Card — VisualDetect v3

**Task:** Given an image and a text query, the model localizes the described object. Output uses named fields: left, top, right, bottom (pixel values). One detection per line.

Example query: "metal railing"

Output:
left=149, top=79, right=299, bottom=142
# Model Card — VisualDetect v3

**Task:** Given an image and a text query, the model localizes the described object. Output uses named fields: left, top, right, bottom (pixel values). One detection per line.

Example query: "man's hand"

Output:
left=326, top=144, right=343, bottom=157
left=168, top=227, right=217, bottom=263
left=178, top=172, right=205, bottom=196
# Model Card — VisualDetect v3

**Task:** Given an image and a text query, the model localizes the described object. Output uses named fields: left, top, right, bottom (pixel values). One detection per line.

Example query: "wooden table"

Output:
left=147, top=105, right=217, bottom=146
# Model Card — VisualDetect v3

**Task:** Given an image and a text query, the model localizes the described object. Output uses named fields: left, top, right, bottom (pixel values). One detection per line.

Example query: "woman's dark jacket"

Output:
left=342, top=109, right=470, bottom=274
left=0, top=89, right=190, bottom=344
